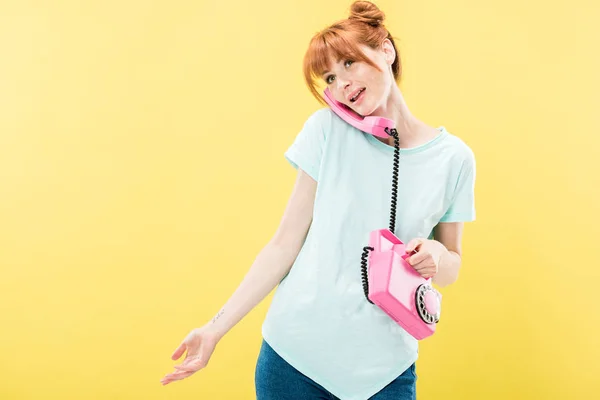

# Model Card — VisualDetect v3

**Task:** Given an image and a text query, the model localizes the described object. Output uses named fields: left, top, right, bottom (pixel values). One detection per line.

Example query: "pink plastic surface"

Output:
left=424, top=291, right=440, bottom=315
left=323, top=88, right=442, bottom=339
left=323, top=88, right=394, bottom=139
left=367, top=229, right=441, bottom=340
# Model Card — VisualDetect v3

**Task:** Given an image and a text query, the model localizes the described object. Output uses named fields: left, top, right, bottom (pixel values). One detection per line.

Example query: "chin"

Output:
left=358, top=97, right=381, bottom=117
left=363, top=103, right=384, bottom=117
left=353, top=108, right=367, bottom=117
left=355, top=104, right=376, bottom=117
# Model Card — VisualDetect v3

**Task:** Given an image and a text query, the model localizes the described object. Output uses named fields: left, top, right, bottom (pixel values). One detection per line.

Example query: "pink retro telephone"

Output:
left=323, top=87, right=442, bottom=340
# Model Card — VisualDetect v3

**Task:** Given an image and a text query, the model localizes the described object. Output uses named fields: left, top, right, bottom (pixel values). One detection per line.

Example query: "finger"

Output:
left=180, top=355, right=201, bottom=364
left=161, top=376, right=175, bottom=385
left=410, top=260, right=426, bottom=271
left=171, top=342, right=187, bottom=360
left=162, top=375, right=185, bottom=386
left=405, top=238, right=424, bottom=253
left=421, top=272, right=434, bottom=279
left=169, top=355, right=203, bottom=375
left=162, top=370, right=195, bottom=384
left=173, top=365, right=199, bottom=373
left=170, top=371, right=195, bottom=382
left=407, top=251, right=428, bottom=266
left=161, top=375, right=179, bottom=386
left=174, top=360, right=202, bottom=372
left=165, top=370, right=194, bottom=380
left=411, top=260, right=434, bottom=276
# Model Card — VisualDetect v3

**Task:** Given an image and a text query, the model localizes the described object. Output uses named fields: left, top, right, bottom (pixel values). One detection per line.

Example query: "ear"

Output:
left=381, top=38, right=396, bottom=66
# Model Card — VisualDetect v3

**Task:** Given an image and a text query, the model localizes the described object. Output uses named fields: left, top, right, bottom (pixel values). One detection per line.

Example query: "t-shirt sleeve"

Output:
left=439, top=148, right=476, bottom=222
left=284, top=110, right=327, bottom=182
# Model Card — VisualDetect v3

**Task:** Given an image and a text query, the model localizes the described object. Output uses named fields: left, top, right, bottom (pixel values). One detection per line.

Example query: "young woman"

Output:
left=161, top=2, right=476, bottom=399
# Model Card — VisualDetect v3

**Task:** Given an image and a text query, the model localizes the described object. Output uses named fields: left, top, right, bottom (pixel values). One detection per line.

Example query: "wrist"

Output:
left=205, top=322, right=227, bottom=341
left=429, top=239, right=448, bottom=265
left=206, top=308, right=228, bottom=340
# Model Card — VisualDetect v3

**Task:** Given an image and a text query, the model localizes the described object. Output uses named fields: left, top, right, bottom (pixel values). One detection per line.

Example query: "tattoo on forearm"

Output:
left=212, top=308, right=225, bottom=324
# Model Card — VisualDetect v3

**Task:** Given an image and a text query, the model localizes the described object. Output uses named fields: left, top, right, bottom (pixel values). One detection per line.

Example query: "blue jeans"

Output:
left=255, top=339, right=417, bottom=400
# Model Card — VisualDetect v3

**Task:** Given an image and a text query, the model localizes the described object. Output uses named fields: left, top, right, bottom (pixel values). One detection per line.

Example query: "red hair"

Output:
left=303, top=1, right=402, bottom=105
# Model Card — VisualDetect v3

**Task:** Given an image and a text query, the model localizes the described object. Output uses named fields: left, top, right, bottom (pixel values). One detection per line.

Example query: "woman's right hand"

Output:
left=160, top=325, right=222, bottom=386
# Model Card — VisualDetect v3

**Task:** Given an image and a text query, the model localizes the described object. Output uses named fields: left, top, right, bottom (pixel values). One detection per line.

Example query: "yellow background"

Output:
left=1, top=0, right=598, bottom=398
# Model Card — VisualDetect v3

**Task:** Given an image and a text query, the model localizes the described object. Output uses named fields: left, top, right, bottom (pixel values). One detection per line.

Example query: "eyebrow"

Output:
left=321, top=56, right=349, bottom=77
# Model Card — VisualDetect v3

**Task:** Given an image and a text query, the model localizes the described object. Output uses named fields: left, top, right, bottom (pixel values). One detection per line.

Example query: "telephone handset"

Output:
left=322, top=87, right=394, bottom=138
left=322, top=87, right=442, bottom=340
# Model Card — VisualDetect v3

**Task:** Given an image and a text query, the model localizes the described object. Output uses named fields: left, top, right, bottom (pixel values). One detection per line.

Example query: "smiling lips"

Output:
left=348, top=87, right=366, bottom=103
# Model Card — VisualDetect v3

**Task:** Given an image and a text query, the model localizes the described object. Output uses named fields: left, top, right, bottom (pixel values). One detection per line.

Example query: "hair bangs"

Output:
left=303, top=29, right=373, bottom=105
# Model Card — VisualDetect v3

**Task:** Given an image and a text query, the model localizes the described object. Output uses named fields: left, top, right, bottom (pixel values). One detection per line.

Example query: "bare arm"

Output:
left=207, top=168, right=317, bottom=339
left=431, top=222, right=463, bottom=287
left=405, top=222, right=464, bottom=287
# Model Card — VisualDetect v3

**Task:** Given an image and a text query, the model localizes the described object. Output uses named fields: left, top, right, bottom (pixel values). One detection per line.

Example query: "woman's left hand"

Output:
left=404, top=238, right=446, bottom=279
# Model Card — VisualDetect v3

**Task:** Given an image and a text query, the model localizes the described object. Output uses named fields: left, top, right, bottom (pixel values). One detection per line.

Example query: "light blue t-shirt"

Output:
left=261, top=107, right=476, bottom=400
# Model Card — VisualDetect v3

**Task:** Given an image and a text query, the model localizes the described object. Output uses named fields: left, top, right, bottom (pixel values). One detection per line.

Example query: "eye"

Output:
left=325, top=75, right=335, bottom=84
left=344, top=59, right=354, bottom=67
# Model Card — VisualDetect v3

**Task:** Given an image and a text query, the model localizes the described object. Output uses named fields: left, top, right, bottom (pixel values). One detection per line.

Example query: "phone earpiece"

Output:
left=322, top=86, right=441, bottom=340
left=323, top=88, right=394, bottom=138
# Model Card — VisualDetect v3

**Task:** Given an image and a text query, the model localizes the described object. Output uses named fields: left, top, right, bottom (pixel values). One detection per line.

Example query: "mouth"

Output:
left=349, top=88, right=366, bottom=103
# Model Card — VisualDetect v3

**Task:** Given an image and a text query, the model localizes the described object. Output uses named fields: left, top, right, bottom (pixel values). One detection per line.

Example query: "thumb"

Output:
left=405, top=238, right=423, bottom=253
left=171, top=342, right=186, bottom=360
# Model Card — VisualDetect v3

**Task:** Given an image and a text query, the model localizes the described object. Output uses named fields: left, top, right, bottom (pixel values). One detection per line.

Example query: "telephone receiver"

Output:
left=323, top=88, right=442, bottom=340
left=323, top=87, right=395, bottom=139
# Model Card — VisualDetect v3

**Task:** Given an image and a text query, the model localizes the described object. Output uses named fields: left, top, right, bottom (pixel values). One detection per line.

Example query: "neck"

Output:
left=371, top=85, right=426, bottom=148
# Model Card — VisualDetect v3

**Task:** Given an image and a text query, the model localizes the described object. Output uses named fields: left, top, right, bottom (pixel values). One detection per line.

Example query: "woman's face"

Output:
left=323, top=39, right=395, bottom=117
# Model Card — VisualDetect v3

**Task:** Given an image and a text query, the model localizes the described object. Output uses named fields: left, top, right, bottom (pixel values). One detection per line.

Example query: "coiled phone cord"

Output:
left=361, top=127, right=400, bottom=303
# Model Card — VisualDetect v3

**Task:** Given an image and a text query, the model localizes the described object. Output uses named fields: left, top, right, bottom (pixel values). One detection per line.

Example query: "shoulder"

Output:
left=302, top=107, right=350, bottom=135
left=440, top=129, right=475, bottom=169
left=307, top=107, right=333, bottom=120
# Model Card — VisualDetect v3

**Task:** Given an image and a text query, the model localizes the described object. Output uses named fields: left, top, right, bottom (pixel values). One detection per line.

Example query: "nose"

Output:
left=336, top=76, right=351, bottom=92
